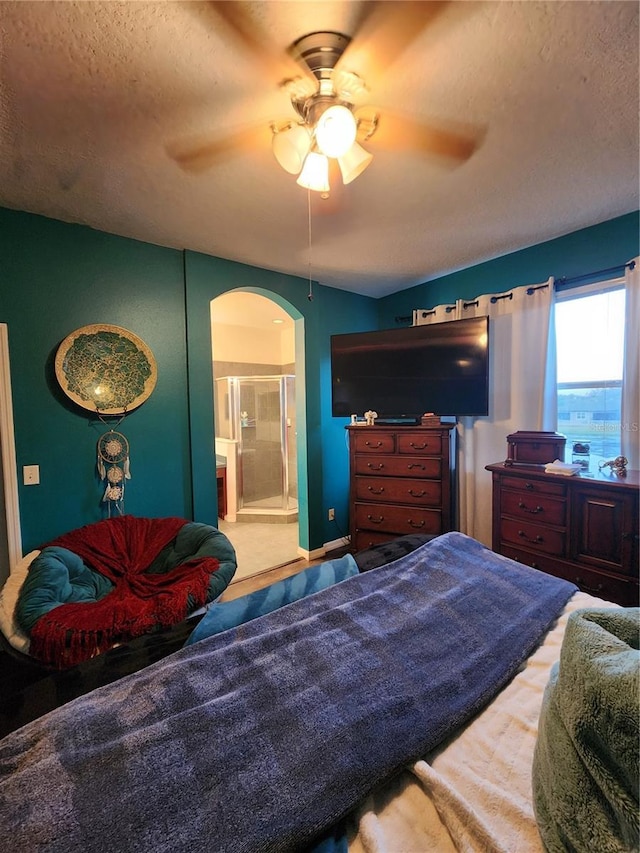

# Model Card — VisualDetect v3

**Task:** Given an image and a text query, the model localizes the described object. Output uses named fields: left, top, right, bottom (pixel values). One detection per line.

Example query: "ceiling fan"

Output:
left=271, top=30, right=377, bottom=192
left=170, top=1, right=483, bottom=195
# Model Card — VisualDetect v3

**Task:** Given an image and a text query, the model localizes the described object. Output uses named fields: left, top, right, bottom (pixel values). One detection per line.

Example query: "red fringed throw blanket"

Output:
left=29, top=516, right=219, bottom=668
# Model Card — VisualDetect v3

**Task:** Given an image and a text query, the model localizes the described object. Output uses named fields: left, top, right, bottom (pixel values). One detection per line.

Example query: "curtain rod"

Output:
left=555, top=259, right=634, bottom=291
left=398, top=259, right=634, bottom=323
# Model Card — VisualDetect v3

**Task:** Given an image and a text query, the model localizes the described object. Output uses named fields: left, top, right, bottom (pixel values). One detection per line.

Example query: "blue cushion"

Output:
left=16, top=546, right=115, bottom=633
left=16, top=521, right=238, bottom=638
left=185, top=553, right=359, bottom=646
left=144, top=521, right=237, bottom=604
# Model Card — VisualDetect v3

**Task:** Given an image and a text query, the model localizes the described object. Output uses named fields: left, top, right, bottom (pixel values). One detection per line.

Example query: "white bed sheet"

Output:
left=347, top=590, right=618, bottom=853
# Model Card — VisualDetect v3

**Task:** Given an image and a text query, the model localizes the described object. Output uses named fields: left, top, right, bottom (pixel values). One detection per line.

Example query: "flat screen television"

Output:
left=331, top=316, right=490, bottom=421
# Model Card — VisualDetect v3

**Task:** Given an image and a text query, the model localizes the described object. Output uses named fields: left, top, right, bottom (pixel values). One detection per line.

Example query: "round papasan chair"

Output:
left=0, top=516, right=236, bottom=669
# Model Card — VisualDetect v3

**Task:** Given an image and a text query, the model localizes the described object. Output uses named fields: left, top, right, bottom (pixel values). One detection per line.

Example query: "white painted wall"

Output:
left=212, top=322, right=294, bottom=365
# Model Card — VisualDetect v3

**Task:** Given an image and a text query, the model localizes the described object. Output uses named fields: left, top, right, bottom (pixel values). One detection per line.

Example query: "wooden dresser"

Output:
left=486, top=462, right=639, bottom=606
left=347, top=424, right=455, bottom=552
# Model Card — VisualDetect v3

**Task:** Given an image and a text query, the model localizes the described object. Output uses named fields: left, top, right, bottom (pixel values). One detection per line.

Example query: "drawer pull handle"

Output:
left=518, top=501, right=543, bottom=514
left=575, top=576, right=604, bottom=594
left=367, top=486, right=385, bottom=495
left=524, top=482, right=534, bottom=490
left=367, top=514, right=384, bottom=524
left=408, top=489, right=427, bottom=497
left=408, top=519, right=426, bottom=529
left=409, top=442, right=428, bottom=450
left=407, top=463, right=426, bottom=470
left=622, top=532, right=640, bottom=542
left=518, top=530, right=543, bottom=543
left=367, top=463, right=384, bottom=470
left=365, top=440, right=383, bottom=448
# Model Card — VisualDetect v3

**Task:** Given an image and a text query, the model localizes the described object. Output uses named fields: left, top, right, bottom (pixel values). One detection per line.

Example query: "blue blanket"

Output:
left=0, top=533, right=576, bottom=853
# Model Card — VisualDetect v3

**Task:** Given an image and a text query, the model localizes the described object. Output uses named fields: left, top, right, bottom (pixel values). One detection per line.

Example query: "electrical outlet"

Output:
left=328, top=508, right=335, bottom=521
left=23, top=464, right=40, bottom=485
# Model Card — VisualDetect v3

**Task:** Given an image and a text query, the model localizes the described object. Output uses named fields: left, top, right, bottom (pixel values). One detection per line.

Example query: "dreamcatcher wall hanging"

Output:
left=96, top=426, right=130, bottom=515
left=55, top=324, right=157, bottom=516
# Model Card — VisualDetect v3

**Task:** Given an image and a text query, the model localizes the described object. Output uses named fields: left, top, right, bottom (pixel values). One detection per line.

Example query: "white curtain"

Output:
left=412, top=303, right=457, bottom=326
left=622, top=257, right=640, bottom=468
left=415, top=278, right=556, bottom=546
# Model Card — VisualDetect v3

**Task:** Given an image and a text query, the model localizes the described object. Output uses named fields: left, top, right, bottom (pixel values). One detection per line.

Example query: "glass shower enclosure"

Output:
left=215, top=375, right=297, bottom=518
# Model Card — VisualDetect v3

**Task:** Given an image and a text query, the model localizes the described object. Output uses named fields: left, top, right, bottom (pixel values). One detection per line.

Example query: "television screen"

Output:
left=331, top=316, right=490, bottom=420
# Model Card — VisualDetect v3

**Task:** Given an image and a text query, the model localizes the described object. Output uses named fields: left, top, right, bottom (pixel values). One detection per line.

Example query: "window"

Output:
left=555, top=279, right=625, bottom=470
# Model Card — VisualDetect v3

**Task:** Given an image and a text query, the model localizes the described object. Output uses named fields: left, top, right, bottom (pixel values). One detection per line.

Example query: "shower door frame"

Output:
left=224, top=375, right=296, bottom=514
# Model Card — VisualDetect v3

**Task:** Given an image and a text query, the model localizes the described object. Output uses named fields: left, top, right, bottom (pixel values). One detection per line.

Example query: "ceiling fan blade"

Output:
left=359, top=108, right=484, bottom=164
left=167, top=124, right=270, bottom=173
left=209, top=1, right=315, bottom=85
left=336, top=1, right=451, bottom=87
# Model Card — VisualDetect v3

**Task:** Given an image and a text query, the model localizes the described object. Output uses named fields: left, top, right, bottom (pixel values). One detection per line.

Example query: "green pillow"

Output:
left=532, top=607, right=640, bottom=853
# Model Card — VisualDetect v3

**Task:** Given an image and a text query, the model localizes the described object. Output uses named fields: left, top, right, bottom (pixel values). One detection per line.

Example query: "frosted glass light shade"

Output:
left=315, top=105, right=357, bottom=158
left=338, top=142, right=373, bottom=184
left=296, top=151, right=330, bottom=192
left=272, top=124, right=312, bottom=174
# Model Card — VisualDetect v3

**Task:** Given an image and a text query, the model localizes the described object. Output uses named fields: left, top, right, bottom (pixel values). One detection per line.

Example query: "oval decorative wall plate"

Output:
left=55, top=324, right=157, bottom=414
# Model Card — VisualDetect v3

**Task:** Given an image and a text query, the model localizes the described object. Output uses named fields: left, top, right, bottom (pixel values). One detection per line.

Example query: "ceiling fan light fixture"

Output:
left=296, top=151, right=330, bottom=193
left=315, top=104, right=357, bottom=158
left=338, top=142, right=373, bottom=184
left=272, top=124, right=312, bottom=174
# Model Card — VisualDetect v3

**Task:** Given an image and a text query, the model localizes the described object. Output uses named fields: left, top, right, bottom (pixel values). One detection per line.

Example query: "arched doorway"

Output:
left=211, top=291, right=302, bottom=582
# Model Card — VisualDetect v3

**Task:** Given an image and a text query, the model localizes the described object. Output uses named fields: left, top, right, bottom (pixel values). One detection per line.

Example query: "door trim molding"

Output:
left=0, top=324, right=22, bottom=570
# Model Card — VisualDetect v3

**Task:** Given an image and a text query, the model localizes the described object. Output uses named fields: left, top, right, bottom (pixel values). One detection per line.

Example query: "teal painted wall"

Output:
left=318, top=286, right=380, bottom=544
left=0, top=207, right=378, bottom=553
left=0, top=208, right=190, bottom=551
left=1, top=204, right=636, bottom=555
left=377, top=212, right=640, bottom=328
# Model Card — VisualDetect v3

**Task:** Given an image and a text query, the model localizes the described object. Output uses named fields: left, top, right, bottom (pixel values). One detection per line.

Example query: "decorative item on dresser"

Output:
left=347, top=424, right=456, bottom=552
left=486, top=461, right=639, bottom=606
left=504, top=430, right=567, bottom=466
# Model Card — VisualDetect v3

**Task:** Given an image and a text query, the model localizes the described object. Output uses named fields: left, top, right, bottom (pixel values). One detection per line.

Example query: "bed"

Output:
left=0, top=532, right=637, bottom=852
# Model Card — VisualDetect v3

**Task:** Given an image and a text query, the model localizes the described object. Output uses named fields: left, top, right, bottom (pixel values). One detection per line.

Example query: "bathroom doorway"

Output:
left=211, top=292, right=301, bottom=581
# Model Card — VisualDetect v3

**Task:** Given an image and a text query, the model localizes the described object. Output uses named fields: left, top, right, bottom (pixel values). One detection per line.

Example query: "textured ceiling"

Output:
left=0, top=1, right=638, bottom=298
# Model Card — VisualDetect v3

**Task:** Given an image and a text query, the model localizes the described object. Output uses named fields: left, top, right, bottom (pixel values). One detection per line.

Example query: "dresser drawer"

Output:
left=501, top=490, right=566, bottom=526
left=353, top=530, right=399, bottom=551
left=354, top=502, right=442, bottom=536
left=501, top=476, right=566, bottom=497
left=397, top=432, right=443, bottom=455
left=501, top=546, right=639, bottom=606
left=355, top=476, right=441, bottom=506
left=353, top=432, right=396, bottom=453
left=354, top=456, right=442, bottom=479
left=501, top=518, right=565, bottom=556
